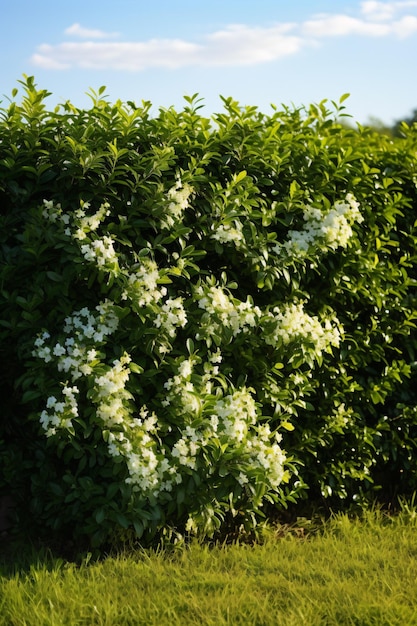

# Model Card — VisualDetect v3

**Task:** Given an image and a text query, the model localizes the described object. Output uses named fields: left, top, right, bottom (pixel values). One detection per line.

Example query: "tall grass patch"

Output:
left=2, top=510, right=417, bottom=625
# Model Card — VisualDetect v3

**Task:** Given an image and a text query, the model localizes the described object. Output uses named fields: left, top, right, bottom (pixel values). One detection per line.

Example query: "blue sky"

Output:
left=1, top=0, right=417, bottom=124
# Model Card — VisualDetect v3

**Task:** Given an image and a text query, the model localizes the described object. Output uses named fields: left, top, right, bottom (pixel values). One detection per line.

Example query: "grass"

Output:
left=1, top=507, right=417, bottom=625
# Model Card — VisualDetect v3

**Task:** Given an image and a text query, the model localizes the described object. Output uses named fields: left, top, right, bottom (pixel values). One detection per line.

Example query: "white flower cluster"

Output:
left=33, top=301, right=119, bottom=381
left=34, top=315, right=288, bottom=499
left=43, top=199, right=119, bottom=269
left=63, top=300, right=119, bottom=341
left=39, top=385, right=79, bottom=437
left=160, top=356, right=287, bottom=489
left=32, top=302, right=172, bottom=495
left=122, top=258, right=168, bottom=309
left=264, top=301, right=342, bottom=356
left=124, top=446, right=181, bottom=495
left=196, top=285, right=261, bottom=339
left=213, top=388, right=286, bottom=489
left=42, top=200, right=68, bottom=223
left=160, top=178, right=193, bottom=229
left=162, top=352, right=221, bottom=408
left=42, top=200, right=71, bottom=235
left=162, top=357, right=202, bottom=415
left=104, top=405, right=181, bottom=496
left=154, top=297, right=187, bottom=338
left=246, top=435, right=287, bottom=490
left=200, top=349, right=223, bottom=395
left=160, top=358, right=223, bottom=468
left=211, top=221, right=244, bottom=246
left=213, top=388, right=257, bottom=443
left=80, top=235, right=119, bottom=269
left=103, top=364, right=201, bottom=491
left=33, top=301, right=121, bottom=437
left=74, top=201, right=110, bottom=236
left=42, top=199, right=112, bottom=240
left=36, top=195, right=292, bottom=507
left=67, top=352, right=180, bottom=495
left=274, top=193, right=363, bottom=257
left=171, top=425, right=201, bottom=470
left=95, top=352, right=133, bottom=427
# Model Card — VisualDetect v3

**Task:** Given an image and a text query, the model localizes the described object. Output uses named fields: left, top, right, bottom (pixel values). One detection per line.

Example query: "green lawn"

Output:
left=2, top=508, right=417, bottom=625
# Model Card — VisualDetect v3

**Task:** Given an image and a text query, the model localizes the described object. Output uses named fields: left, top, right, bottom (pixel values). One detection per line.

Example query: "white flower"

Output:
left=35, top=346, right=52, bottom=362
left=124, top=259, right=167, bottom=309
left=237, top=472, right=249, bottom=486
left=264, top=301, right=342, bottom=356
left=78, top=202, right=111, bottom=232
left=214, top=388, right=258, bottom=442
left=197, top=285, right=261, bottom=339
left=160, top=178, right=193, bottom=229
left=212, top=222, right=244, bottom=245
left=209, top=349, right=222, bottom=364
left=178, top=358, right=193, bottom=379
left=46, top=396, right=57, bottom=409
left=73, top=228, right=87, bottom=241
left=274, top=194, right=363, bottom=257
left=154, top=297, right=187, bottom=337
left=80, top=236, right=118, bottom=269
left=53, top=343, right=66, bottom=357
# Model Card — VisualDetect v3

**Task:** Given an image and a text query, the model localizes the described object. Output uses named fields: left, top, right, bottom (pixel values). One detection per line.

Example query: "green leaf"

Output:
left=46, top=271, right=62, bottom=282
left=234, top=170, right=247, bottom=183
left=22, top=390, right=42, bottom=403
left=133, top=520, right=144, bottom=536
left=129, top=362, right=144, bottom=374
left=289, top=180, right=299, bottom=198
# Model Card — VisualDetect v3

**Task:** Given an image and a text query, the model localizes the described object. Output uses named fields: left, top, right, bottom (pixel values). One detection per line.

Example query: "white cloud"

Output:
left=30, top=52, right=69, bottom=70
left=391, top=13, right=417, bottom=35
left=65, top=23, right=119, bottom=39
left=302, top=14, right=390, bottom=37
left=31, top=24, right=307, bottom=71
left=33, top=40, right=202, bottom=71
left=203, top=23, right=304, bottom=65
left=30, top=3, right=417, bottom=72
left=302, top=1, right=417, bottom=38
left=361, top=1, right=417, bottom=21
left=361, top=1, right=398, bottom=20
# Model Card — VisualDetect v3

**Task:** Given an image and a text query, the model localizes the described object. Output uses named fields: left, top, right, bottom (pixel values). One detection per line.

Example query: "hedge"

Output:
left=1, top=77, right=417, bottom=548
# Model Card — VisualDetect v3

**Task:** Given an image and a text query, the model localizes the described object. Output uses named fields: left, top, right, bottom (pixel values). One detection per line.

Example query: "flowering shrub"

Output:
left=273, top=193, right=364, bottom=258
left=1, top=78, right=417, bottom=548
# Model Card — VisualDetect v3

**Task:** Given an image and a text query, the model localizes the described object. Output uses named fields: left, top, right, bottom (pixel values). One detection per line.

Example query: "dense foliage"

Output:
left=1, top=77, right=417, bottom=548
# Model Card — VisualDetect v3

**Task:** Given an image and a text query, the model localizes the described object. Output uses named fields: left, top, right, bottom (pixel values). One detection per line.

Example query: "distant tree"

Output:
left=363, top=116, right=393, bottom=136
left=392, top=108, right=417, bottom=137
